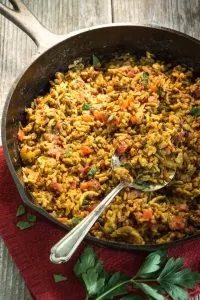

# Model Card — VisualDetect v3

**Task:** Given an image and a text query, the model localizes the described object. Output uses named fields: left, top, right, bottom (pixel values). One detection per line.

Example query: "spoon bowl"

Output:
left=111, top=153, right=175, bottom=192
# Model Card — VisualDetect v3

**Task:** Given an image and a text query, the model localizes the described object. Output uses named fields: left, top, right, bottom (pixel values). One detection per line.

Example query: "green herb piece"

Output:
left=74, top=248, right=130, bottom=299
left=16, top=204, right=25, bottom=217
left=141, top=72, right=149, bottom=84
left=53, top=273, right=67, bottom=283
left=82, top=102, right=91, bottom=110
left=87, top=166, right=98, bottom=177
left=16, top=221, right=34, bottom=230
left=74, top=247, right=200, bottom=300
left=190, top=107, right=200, bottom=116
left=135, top=249, right=167, bottom=278
left=171, top=269, right=200, bottom=289
left=82, top=199, right=89, bottom=206
left=134, top=282, right=164, bottom=300
left=69, top=217, right=81, bottom=226
left=65, top=149, right=70, bottom=156
left=92, top=54, right=101, bottom=67
left=135, top=181, right=151, bottom=191
left=96, top=272, right=130, bottom=300
left=27, top=213, right=37, bottom=223
left=120, top=296, right=144, bottom=300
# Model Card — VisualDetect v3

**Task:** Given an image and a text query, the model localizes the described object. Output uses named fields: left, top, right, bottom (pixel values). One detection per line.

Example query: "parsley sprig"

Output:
left=74, top=247, right=200, bottom=300
left=16, top=204, right=37, bottom=230
left=190, top=107, right=200, bottom=116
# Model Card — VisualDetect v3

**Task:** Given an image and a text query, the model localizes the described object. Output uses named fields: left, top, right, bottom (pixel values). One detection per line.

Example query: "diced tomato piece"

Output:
left=88, top=205, right=96, bottom=212
left=17, top=129, right=25, bottom=142
left=80, top=145, right=94, bottom=156
left=80, top=179, right=100, bottom=191
left=82, top=115, right=94, bottom=122
left=130, top=115, right=138, bottom=125
left=80, top=165, right=91, bottom=175
left=150, top=86, right=157, bottom=92
left=169, top=216, right=185, bottom=231
left=80, top=182, right=89, bottom=191
left=143, top=209, right=153, bottom=220
left=53, top=135, right=60, bottom=144
left=99, top=160, right=106, bottom=170
left=93, top=111, right=108, bottom=123
left=51, top=181, right=63, bottom=192
left=71, top=181, right=77, bottom=189
left=116, top=142, right=128, bottom=156
left=127, top=70, right=135, bottom=78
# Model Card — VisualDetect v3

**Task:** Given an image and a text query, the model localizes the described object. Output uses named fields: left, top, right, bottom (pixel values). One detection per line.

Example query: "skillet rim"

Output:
left=2, top=23, right=200, bottom=251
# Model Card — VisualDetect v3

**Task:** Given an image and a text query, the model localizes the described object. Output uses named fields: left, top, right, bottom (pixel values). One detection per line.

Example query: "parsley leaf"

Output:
left=74, top=247, right=200, bottom=300
left=53, top=273, right=67, bottom=283
left=158, top=257, right=184, bottom=279
left=169, top=269, right=200, bottom=289
left=27, top=213, right=37, bottom=223
left=87, top=166, right=98, bottom=177
left=135, top=181, right=151, bottom=191
left=16, top=204, right=25, bottom=217
left=74, top=248, right=97, bottom=276
left=190, top=107, right=200, bottom=116
left=82, top=102, right=91, bottom=110
left=92, top=54, right=101, bottom=67
left=96, top=272, right=131, bottom=299
left=74, top=248, right=106, bottom=297
left=135, top=250, right=167, bottom=278
left=134, top=283, right=164, bottom=300
left=141, top=72, right=149, bottom=84
left=161, top=282, right=188, bottom=300
left=120, top=296, right=143, bottom=300
left=82, top=269, right=105, bottom=296
left=16, top=221, right=34, bottom=230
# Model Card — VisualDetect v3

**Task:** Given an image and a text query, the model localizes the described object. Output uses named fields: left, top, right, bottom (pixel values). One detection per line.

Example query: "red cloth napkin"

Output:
left=0, top=147, right=199, bottom=300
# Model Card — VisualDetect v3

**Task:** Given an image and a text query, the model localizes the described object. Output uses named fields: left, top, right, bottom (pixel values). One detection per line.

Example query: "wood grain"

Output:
left=112, top=0, right=200, bottom=39
left=0, top=1, right=111, bottom=299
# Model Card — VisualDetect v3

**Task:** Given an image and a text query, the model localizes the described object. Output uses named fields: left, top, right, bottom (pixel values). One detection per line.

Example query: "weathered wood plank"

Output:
left=112, top=0, right=200, bottom=39
left=0, top=239, right=32, bottom=300
left=0, top=1, right=112, bottom=299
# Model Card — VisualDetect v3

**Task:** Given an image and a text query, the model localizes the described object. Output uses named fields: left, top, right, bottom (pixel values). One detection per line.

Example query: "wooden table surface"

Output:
left=0, top=0, right=200, bottom=299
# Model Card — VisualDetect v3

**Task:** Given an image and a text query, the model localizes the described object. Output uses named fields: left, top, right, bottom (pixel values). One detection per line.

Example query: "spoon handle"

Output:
left=50, top=182, right=126, bottom=263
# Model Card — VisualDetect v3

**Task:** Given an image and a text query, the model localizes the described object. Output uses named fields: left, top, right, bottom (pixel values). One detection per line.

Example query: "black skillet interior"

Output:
left=2, top=25, right=200, bottom=251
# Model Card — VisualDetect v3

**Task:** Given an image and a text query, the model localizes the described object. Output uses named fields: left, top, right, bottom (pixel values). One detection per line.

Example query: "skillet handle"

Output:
left=0, top=0, right=65, bottom=51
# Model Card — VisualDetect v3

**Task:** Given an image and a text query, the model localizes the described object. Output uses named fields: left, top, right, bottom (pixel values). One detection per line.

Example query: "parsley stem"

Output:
left=94, top=279, right=131, bottom=300
left=131, top=278, right=158, bottom=283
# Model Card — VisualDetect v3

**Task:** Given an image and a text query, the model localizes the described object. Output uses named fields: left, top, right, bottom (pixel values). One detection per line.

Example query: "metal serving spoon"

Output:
left=50, top=154, right=175, bottom=264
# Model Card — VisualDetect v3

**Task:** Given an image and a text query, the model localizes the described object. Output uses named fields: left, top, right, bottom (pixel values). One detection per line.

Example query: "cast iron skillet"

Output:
left=1, top=0, right=200, bottom=251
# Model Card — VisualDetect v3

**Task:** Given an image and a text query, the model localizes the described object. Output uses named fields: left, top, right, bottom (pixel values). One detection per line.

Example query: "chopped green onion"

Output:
left=141, top=72, right=149, bottom=84
left=190, top=107, right=200, bottom=116
left=82, top=102, right=91, bottom=110
left=53, top=274, right=67, bottom=283
left=16, top=204, right=25, bottom=217
left=87, top=166, right=98, bottom=177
